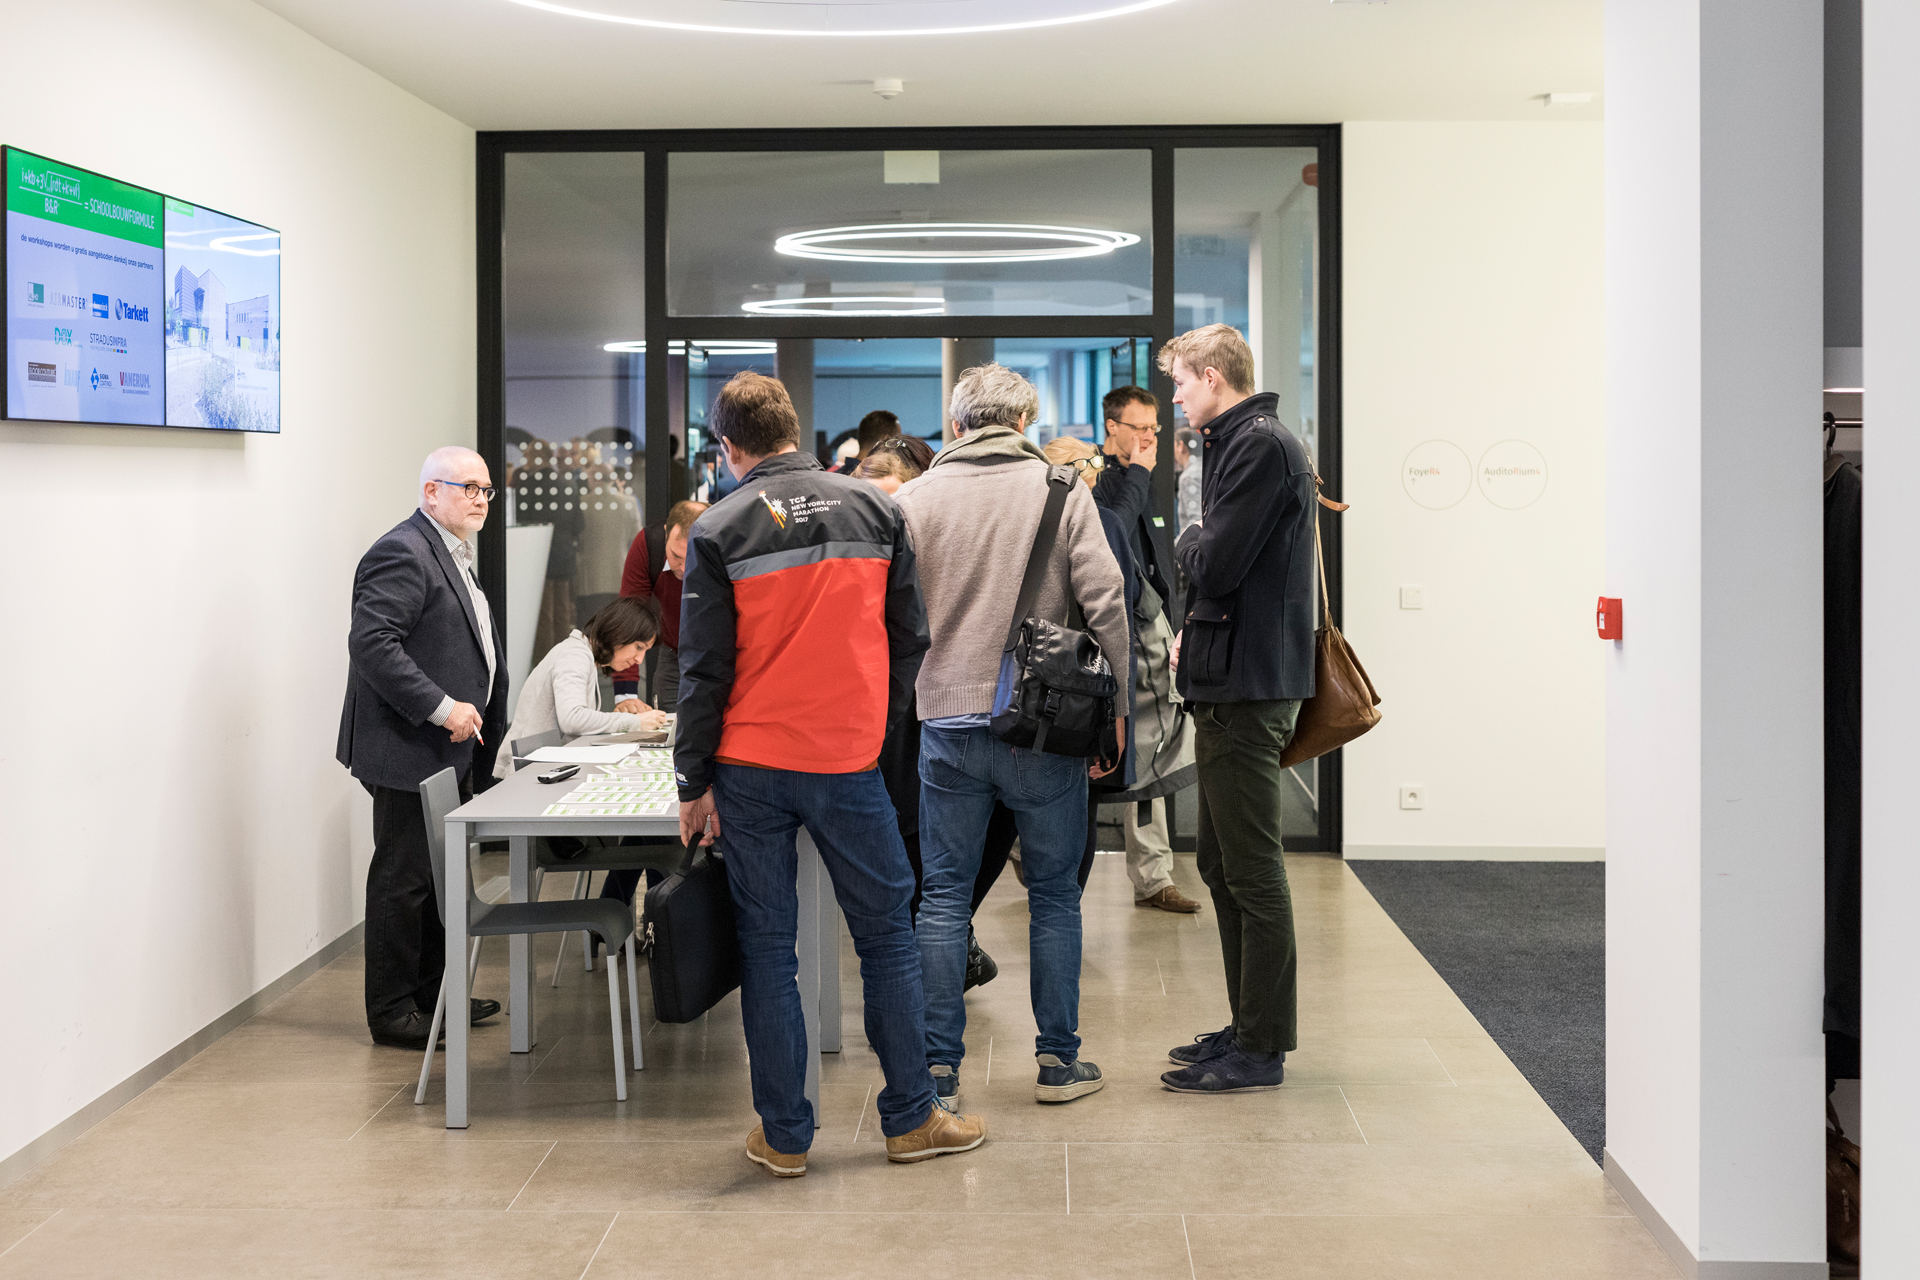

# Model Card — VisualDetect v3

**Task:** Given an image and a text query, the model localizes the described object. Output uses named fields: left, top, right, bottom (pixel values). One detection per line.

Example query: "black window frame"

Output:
left=476, top=124, right=1345, bottom=853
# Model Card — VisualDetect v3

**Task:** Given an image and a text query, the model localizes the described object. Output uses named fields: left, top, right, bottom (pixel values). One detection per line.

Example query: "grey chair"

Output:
left=412, top=767, right=642, bottom=1106
left=510, top=729, right=680, bottom=986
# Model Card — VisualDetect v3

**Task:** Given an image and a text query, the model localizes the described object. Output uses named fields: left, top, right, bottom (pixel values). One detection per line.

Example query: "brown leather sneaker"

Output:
left=886, top=1105, right=987, bottom=1163
left=1138, top=885, right=1202, bottom=914
left=746, top=1125, right=807, bottom=1177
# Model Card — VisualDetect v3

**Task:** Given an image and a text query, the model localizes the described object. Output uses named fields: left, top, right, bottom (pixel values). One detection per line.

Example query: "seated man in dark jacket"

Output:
left=1157, top=325, right=1319, bottom=1095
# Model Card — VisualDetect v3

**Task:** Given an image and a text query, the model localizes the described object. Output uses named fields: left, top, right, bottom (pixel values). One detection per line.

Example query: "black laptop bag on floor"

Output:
left=640, top=847, right=742, bottom=1024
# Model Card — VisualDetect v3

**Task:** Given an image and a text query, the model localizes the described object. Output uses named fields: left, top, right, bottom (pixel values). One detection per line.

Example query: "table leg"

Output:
left=795, top=829, right=822, bottom=1129
left=819, top=861, right=843, bottom=1054
left=509, top=835, right=535, bottom=1054
left=445, top=819, right=471, bottom=1129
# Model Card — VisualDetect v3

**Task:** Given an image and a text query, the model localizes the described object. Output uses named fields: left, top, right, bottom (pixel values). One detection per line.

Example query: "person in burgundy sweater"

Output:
left=599, top=498, right=708, bottom=911
left=610, top=499, right=708, bottom=715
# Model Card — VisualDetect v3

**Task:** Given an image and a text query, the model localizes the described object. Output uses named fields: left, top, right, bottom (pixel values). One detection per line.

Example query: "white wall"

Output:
left=1604, top=0, right=1826, bottom=1272
left=0, top=0, right=474, bottom=1171
left=1861, top=0, right=1920, bottom=1269
left=1340, top=121, right=1606, bottom=859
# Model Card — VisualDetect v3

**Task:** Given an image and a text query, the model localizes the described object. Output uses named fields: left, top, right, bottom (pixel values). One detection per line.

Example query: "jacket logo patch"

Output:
left=758, top=491, right=789, bottom=529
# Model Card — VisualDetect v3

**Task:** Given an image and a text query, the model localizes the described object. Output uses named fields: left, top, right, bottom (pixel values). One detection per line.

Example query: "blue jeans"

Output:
left=917, top=725, right=1089, bottom=1068
left=714, top=763, right=937, bottom=1154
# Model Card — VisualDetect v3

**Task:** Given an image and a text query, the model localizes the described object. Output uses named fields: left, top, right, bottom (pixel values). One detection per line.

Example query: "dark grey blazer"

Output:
left=336, top=509, right=509, bottom=791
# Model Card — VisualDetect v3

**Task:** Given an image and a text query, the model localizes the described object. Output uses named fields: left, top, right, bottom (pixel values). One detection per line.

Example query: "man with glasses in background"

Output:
left=1095, top=388, right=1202, bottom=915
left=337, top=446, right=510, bottom=1051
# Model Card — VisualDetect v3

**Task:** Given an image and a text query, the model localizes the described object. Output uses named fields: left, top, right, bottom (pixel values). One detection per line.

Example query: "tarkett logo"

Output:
left=114, top=298, right=149, bottom=322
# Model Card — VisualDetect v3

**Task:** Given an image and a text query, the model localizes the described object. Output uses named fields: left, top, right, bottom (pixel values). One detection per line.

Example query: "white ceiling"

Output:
left=252, top=0, right=1602, bottom=131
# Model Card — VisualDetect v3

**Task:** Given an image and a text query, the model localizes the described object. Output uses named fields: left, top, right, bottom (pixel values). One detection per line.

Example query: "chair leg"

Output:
left=605, top=938, right=628, bottom=1102
left=414, top=937, right=480, bottom=1106
left=625, top=934, right=643, bottom=1071
left=579, top=871, right=597, bottom=972
left=415, top=974, right=449, bottom=1105
left=550, top=871, right=589, bottom=987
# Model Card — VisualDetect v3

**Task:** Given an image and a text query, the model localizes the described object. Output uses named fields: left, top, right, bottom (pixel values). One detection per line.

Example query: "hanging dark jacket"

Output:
left=1174, top=392, right=1318, bottom=704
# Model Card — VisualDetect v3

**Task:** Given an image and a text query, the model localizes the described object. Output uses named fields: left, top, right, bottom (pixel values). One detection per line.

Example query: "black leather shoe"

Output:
left=470, top=997, right=501, bottom=1024
left=370, top=1010, right=444, bottom=1051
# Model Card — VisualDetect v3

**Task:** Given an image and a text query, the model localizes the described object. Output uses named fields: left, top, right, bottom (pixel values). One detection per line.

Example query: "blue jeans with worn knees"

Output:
left=916, top=725, right=1088, bottom=1068
left=713, top=763, right=938, bottom=1155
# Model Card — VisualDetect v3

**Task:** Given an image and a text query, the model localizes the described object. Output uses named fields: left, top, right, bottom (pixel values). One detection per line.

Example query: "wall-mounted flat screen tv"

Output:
left=5, top=146, right=166, bottom=425
left=163, top=197, right=280, bottom=432
left=5, top=145, right=281, bottom=433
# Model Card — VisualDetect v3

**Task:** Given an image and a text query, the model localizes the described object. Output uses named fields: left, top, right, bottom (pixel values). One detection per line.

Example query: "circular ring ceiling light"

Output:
left=603, top=339, right=778, bottom=355
left=740, top=296, right=947, bottom=317
left=775, top=222, right=1141, bottom=266
left=503, top=0, right=1179, bottom=38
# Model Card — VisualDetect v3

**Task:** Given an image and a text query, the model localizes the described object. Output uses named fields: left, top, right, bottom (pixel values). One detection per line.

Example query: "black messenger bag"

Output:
left=640, top=844, right=741, bottom=1024
left=989, top=465, right=1120, bottom=761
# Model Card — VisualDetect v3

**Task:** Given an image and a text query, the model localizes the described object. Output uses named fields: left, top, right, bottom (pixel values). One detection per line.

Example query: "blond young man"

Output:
left=1158, top=325, right=1319, bottom=1095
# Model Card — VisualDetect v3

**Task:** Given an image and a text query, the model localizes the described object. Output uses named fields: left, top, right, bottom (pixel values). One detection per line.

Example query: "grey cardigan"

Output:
left=493, top=631, right=644, bottom=778
left=895, top=426, right=1129, bottom=721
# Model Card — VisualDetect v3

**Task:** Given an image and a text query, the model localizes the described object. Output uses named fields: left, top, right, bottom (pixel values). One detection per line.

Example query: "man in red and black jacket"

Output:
left=610, top=499, right=707, bottom=714
left=673, top=371, right=986, bottom=1177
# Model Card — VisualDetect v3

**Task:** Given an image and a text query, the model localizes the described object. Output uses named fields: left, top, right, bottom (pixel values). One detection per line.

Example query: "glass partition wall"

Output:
left=481, top=128, right=1342, bottom=851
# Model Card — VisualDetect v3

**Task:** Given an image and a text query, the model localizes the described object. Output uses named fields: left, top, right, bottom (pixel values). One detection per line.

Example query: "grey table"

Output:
left=440, top=757, right=842, bottom=1128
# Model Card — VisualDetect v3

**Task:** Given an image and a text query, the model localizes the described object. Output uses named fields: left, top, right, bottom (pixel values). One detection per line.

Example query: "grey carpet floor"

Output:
left=1344, top=861, right=1605, bottom=1163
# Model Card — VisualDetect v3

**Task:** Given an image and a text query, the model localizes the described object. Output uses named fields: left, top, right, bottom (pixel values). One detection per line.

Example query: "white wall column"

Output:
left=1604, top=1, right=1827, bottom=1275
left=1860, top=1, right=1920, bottom=1271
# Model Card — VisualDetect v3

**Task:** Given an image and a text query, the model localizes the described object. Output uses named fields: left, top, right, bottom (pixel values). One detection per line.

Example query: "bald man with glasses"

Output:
left=337, top=445, right=510, bottom=1050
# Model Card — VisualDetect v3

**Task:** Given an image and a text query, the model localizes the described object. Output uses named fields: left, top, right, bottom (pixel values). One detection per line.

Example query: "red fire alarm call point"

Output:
left=1596, top=597, right=1623, bottom=641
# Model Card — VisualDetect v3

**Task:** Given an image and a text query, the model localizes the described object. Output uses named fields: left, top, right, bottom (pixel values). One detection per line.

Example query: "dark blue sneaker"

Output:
left=1160, top=1046, right=1285, bottom=1093
left=930, top=1063, right=961, bottom=1113
left=1167, top=1024, right=1235, bottom=1067
left=1035, top=1054, right=1105, bottom=1103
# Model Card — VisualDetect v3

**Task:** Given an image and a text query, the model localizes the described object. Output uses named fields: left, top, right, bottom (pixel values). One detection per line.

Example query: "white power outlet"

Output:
left=1399, top=785, right=1426, bottom=810
left=1400, top=586, right=1424, bottom=610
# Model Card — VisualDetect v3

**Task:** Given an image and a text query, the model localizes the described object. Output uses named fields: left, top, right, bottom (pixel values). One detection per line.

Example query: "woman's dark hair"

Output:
left=583, top=595, right=662, bottom=666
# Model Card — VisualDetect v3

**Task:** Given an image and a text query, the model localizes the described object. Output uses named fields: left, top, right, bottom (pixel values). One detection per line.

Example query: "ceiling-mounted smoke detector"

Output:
left=873, top=78, right=905, bottom=101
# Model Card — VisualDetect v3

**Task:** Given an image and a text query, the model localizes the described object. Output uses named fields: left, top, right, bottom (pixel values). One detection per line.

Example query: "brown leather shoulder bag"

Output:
left=1280, top=483, right=1383, bottom=767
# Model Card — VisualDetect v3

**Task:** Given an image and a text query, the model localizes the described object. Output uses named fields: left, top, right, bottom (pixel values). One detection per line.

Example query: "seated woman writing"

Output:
left=494, top=595, right=667, bottom=780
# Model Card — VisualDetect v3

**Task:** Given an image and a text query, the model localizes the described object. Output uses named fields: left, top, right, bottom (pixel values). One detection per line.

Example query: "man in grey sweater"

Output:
left=895, top=364, right=1130, bottom=1111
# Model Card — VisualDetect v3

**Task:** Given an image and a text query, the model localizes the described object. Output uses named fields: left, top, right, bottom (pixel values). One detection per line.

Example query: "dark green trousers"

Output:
left=1192, top=698, right=1303, bottom=1055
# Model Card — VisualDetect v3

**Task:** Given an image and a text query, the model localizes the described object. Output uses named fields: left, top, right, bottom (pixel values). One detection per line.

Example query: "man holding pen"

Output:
left=337, top=446, right=510, bottom=1051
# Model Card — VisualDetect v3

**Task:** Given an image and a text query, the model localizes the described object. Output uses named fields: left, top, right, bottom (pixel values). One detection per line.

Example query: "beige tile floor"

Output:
left=0, top=851, right=1677, bottom=1279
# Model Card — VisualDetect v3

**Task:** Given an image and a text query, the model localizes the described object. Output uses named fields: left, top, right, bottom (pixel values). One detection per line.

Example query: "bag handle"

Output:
left=1003, top=465, right=1079, bottom=652
left=1311, top=473, right=1347, bottom=631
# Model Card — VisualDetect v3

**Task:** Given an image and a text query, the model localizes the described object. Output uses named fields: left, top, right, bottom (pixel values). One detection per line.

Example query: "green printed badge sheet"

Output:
left=543, top=773, right=677, bottom=817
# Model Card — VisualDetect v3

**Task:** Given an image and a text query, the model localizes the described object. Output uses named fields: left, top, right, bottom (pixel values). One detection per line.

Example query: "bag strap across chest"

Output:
left=1003, top=465, right=1079, bottom=652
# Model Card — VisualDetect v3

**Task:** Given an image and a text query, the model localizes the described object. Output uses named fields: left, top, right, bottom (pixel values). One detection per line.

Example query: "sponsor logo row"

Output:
left=24, top=282, right=148, bottom=321
left=24, top=363, right=150, bottom=393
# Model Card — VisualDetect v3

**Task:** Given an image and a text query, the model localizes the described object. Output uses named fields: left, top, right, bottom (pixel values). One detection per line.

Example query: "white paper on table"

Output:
left=525, top=744, right=638, bottom=764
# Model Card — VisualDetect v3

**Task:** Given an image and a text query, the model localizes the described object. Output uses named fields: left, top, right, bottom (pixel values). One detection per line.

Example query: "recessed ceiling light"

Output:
left=602, top=339, right=779, bottom=354
left=776, top=222, right=1141, bottom=265
left=502, top=0, right=1180, bottom=37
left=741, top=297, right=947, bottom=317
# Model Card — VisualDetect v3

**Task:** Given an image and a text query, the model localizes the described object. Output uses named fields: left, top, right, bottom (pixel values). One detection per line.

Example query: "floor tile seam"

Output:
left=577, top=1211, right=619, bottom=1280
left=347, top=1085, right=411, bottom=1142
left=506, top=1141, right=559, bottom=1212
left=0, top=1209, right=58, bottom=1259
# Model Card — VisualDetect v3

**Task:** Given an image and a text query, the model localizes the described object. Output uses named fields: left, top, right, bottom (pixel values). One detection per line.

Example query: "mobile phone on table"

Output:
left=537, top=764, right=580, bottom=784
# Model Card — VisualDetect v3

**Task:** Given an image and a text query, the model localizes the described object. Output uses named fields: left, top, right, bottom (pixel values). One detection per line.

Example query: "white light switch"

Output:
left=1400, top=586, right=1424, bottom=610
left=1399, top=785, right=1426, bottom=810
